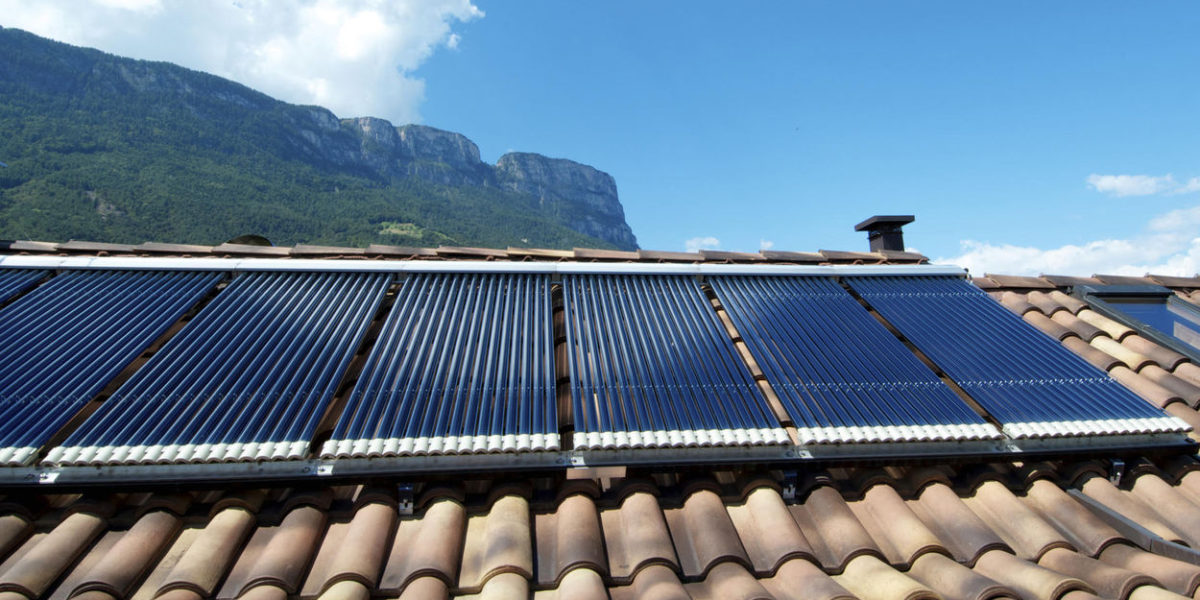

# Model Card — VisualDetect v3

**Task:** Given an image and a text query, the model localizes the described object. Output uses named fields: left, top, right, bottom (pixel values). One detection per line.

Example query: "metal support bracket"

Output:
left=1110, top=459, right=1126, bottom=487
left=781, top=470, right=799, bottom=501
left=397, top=483, right=415, bottom=516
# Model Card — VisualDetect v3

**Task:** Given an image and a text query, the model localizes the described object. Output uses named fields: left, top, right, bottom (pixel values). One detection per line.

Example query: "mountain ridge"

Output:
left=0, top=26, right=638, bottom=249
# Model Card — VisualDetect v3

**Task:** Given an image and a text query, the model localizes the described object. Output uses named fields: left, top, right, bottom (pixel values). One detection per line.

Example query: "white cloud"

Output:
left=1087, top=173, right=1200, bottom=197
left=759, top=239, right=775, bottom=251
left=685, top=236, right=720, bottom=253
left=937, top=204, right=1200, bottom=277
left=0, top=0, right=482, bottom=124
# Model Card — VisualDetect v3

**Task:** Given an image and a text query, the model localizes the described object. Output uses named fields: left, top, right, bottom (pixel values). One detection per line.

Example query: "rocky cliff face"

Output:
left=334, top=118, right=638, bottom=249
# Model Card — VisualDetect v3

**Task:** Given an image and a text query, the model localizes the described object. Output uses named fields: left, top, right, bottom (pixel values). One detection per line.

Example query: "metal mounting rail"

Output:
left=0, top=255, right=969, bottom=278
left=0, top=434, right=1192, bottom=489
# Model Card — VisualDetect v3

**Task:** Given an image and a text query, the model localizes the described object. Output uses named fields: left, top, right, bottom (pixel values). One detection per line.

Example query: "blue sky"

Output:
left=3, top=1, right=1199, bottom=275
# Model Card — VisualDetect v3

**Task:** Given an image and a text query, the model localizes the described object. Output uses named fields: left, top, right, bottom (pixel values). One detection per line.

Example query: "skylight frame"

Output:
left=1077, top=284, right=1200, bottom=362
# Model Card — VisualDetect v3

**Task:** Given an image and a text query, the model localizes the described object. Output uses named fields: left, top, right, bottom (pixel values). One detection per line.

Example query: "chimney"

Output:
left=854, top=215, right=914, bottom=252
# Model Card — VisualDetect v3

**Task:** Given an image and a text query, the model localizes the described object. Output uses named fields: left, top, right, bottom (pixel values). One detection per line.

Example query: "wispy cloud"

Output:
left=1087, top=173, right=1200, bottom=197
left=759, top=239, right=775, bottom=251
left=937, top=204, right=1200, bottom=277
left=0, top=0, right=483, bottom=124
left=685, top=236, right=720, bottom=253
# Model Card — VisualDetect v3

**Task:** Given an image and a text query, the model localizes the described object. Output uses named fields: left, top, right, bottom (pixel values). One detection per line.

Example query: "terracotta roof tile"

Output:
left=726, top=486, right=816, bottom=573
left=0, top=240, right=59, bottom=252
left=997, top=291, right=1037, bottom=315
left=1107, top=366, right=1183, bottom=408
left=1140, top=366, right=1200, bottom=406
left=1021, top=290, right=1066, bottom=315
left=699, top=250, right=765, bottom=263
left=1124, top=336, right=1190, bottom=370
left=1078, top=474, right=1186, bottom=544
left=972, top=549, right=1092, bottom=599
left=609, top=564, right=688, bottom=600
left=637, top=249, right=702, bottom=262
left=302, top=499, right=394, bottom=597
left=457, top=571, right=527, bottom=600
left=1126, top=474, right=1200, bottom=548
left=1051, top=311, right=1106, bottom=341
left=533, top=567, right=607, bottom=600
left=1090, top=336, right=1155, bottom=371
left=1077, top=309, right=1136, bottom=340
left=877, top=249, right=928, bottom=263
left=57, top=240, right=137, bottom=253
left=818, top=249, right=882, bottom=263
left=379, top=496, right=465, bottom=593
left=533, top=492, right=606, bottom=585
left=1041, top=274, right=1105, bottom=288
left=1063, top=337, right=1123, bottom=371
left=833, top=554, right=938, bottom=600
left=505, top=247, right=574, bottom=260
left=133, top=242, right=214, bottom=255
left=1024, top=311, right=1076, bottom=341
left=290, top=244, right=367, bottom=257
left=847, top=483, right=944, bottom=566
left=156, top=506, right=257, bottom=597
left=600, top=490, right=678, bottom=582
left=363, top=244, right=439, bottom=258
left=1022, top=480, right=1122, bottom=557
left=570, top=247, right=639, bottom=261
left=0, top=507, right=108, bottom=599
left=69, top=509, right=181, bottom=599
left=0, top=515, right=31, bottom=562
left=45, top=525, right=124, bottom=600
left=395, top=575, right=448, bottom=600
left=1173, top=363, right=1200, bottom=387
left=456, top=493, right=531, bottom=590
left=682, top=562, right=773, bottom=600
left=216, top=504, right=326, bottom=599
left=908, top=482, right=1007, bottom=564
left=1039, top=547, right=1157, bottom=600
left=790, top=485, right=883, bottom=570
left=1095, top=274, right=1157, bottom=286
left=983, top=273, right=1057, bottom=289
left=963, top=480, right=1071, bottom=561
left=1148, top=274, right=1200, bottom=288
left=211, top=243, right=291, bottom=257
left=1099, top=543, right=1200, bottom=597
left=906, top=552, right=1014, bottom=600
left=435, top=246, right=508, bottom=259
left=663, top=486, right=750, bottom=578
left=759, top=558, right=855, bottom=600
left=758, top=250, right=825, bottom=263
left=969, top=276, right=1001, bottom=290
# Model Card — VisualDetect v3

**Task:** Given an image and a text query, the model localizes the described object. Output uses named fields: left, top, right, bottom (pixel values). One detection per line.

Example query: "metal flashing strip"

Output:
left=322, top=273, right=557, bottom=459
left=848, top=275, right=1192, bottom=439
left=563, top=274, right=789, bottom=450
left=47, top=271, right=390, bottom=466
left=0, top=254, right=968, bottom=277
left=709, top=276, right=1003, bottom=444
left=0, top=270, right=223, bottom=466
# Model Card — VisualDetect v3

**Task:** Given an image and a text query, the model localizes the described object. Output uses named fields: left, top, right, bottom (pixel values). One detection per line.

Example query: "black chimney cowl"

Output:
left=854, top=215, right=914, bottom=252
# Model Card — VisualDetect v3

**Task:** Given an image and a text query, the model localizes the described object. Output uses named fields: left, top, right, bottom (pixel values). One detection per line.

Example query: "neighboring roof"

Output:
left=5, top=242, right=1200, bottom=599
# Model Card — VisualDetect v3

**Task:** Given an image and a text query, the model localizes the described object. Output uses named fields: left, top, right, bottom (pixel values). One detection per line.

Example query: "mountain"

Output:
left=0, top=27, right=638, bottom=250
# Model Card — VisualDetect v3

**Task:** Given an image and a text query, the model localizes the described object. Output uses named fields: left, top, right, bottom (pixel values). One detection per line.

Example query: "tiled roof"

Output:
left=6, top=242, right=1200, bottom=599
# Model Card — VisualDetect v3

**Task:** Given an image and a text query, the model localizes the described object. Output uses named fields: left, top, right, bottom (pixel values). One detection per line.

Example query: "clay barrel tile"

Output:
left=972, top=549, right=1092, bottom=599
left=1026, top=291, right=1071, bottom=315
left=760, top=557, right=855, bottom=600
left=380, top=496, right=465, bottom=593
left=303, top=500, right=395, bottom=597
left=1100, top=544, right=1200, bottom=597
left=1023, top=311, right=1076, bottom=341
left=461, top=571, right=527, bottom=600
left=726, top=486, right=816, bottom=573
left=848, top=483, right=945, bottom=566
left=1123, top=336, right=1190, bottom=370
left=315, top=580, right=370, bottom=600
left=1127, top=474, right=1200, bottom=548
left=1022, top=480, right=1123, bottom=557
left=70, top=590, right=117, bottom=600
left=1063, top=337, right=1124, bottom=371
left=0, top=509, right=108, bottom=598
left=683, top=562, right=773, bottom=600
left=46, top=527, right=126, bottom=600
left=1078, top=475, right=1186, bottom=544
left=1162, top=404, right=1200, bottom=440
left=907, top=552, right=1015, bottom=600
left=1051, top=311, right=1105, bottom=341
left=599, top=491, right=678, bottom=582
left=1173, top=363, right=1200, bottom=388
left=618, top=564, right=689, bottom=600
left=0, top=514, right=32, bottom=560
left=663, top=488, right=751, bottom=578
left=1091, top=336, right=1155, bottom=371
left=236, top=584, right=287, bottom=600
left=907, top=482, right=1007, bottom=564
left=1077, top=309, right=1136, bottom=340
left=962, top=480, right=1070, bottom=561
left=72, top=509, right=182, bottom=598
left=1038, top=547, right=1158, bottom=600
left=1140, top=366, right=1200, bottom=406
left=156, top=506, right=258, bottom=597
left=455, top=494, right=531, bottom=591
left=998, top=292, right=1038, bottom=315
left=227, top=504, right=327, bottom=598
left=833, top=555, right=939, bottom=600
left=532, top=568, right=607, bottom=600
left=395, top=576, right=448, bottom=600
left=533, top=492, right=606, bottom=586
left=1108, top=366, right=1184, bottom=408
left=1176, top=470, right=1200, bottom=506
left=789, top=485, right=882, bottom=571
left=1046, top=291, right=1089, bottom=313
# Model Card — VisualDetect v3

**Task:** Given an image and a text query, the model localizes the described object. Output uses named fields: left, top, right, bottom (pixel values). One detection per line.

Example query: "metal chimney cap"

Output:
left=854, top=215, right=914, bottom=232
